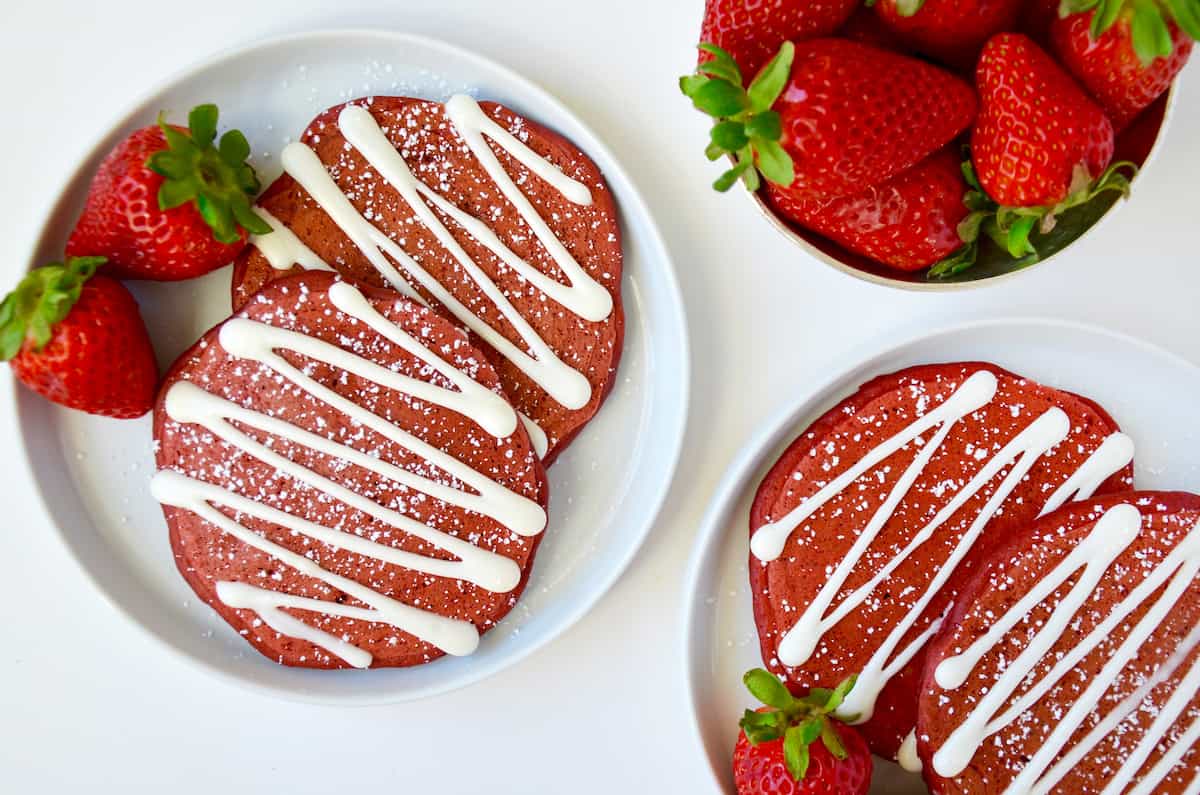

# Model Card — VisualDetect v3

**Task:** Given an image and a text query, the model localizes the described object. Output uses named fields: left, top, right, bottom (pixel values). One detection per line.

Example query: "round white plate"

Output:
left=681, top=318, right=1200, bottom=794
left=18, top=30, right=689, bottom=704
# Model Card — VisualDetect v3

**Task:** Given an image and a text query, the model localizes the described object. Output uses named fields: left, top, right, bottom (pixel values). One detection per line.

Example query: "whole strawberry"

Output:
left=937, top=34, right=1134, bottom=273
left=698, top=0, right=858, bottom=79
left=766, top=147, right=969, bottom=272
left=974, top=33, right=1120, bottom=209
left=680, top=40, right=977, bottom=200
left=1051, top=4, right=1195, bottom=131
left=872, top=0, right=1024, bottom=67
left=66, top=104, right=270, bottom=281
left=733, top=669, right=872, bottom=795
left=1, top=257, right=157, bottom=418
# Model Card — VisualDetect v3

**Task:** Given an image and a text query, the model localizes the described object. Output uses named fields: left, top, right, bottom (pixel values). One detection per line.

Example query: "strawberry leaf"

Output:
left=1001, top=212, right=1039, bottom=258
left=679, top=74, right=711, bottom=96
left=744, top=110, right=782, bottom=142
left=1090, top=0, right=1124, bottom=35
left=796, top=717, right=823, bottom=746
left=714, top=160, right=751, bottom=192
left=689, top=79, right=748, bottom=117
left=218, top=129, right=251, bottom=166
left=698, top=43, right=744, bottom=86
left=930, top=240, right=981, bottom=278
left=783, top=726, right=811, bottom=782
left=800, top=688, right=833, bottom=708
left=232, top=196, right=272, bottom=236
left=740, top=709, right=785, bottom=745
left=1165, top=0, right=1200, bottom=39
left=747, top=42, right=794, bottom=113
left=145, top=103, right=270, bottom=244
left=188, top=104, right=219, bottom=147
left=821, top=723, right=849, bottom=760
left=744, top=669, right=795, bottom=710
left=711, top=121, right=749, bottom=152
left=157, top=178, right=196, bottom=210
left=825, top=675, right=858, bottom=713
left=754, top=139, right=795, bottom=186
left=1130, top=0, right=1175, bottom=63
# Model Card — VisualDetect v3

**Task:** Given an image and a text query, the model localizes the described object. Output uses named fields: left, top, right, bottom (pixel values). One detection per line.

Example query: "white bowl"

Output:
left=749, top=87, right=1179, bottom=291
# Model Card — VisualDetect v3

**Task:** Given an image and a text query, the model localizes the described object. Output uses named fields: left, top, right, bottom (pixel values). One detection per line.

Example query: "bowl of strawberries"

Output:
left=681, top=0, right=1193, bottom=288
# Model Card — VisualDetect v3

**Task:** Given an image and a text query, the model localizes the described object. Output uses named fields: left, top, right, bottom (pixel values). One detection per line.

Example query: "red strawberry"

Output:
left=66, top=104, right=270, bottom=281
left=873, top=0, right=1024, bottom=67
left=1051, top=7, right=1194, bottom=131
left=733, top=670, right=872, bottom=795
left=766, top=147, right=969, bottom=272
left=697, top=0, right=858, bottom=79
left=935, top=33, right=1135, bottom=274
left=680, top=40, right=977, bottom=201
left=1, top=257, right=157, bottom=418
left=974, top=33, right=1116, bottom=208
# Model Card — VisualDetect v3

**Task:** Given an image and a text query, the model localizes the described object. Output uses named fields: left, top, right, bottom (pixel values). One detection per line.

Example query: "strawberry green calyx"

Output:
left=146, top=104, right=272, bottom=244
left=680, top=42, right=796, bottom=193
left=0, top=256, right=106, bottom=360
left=930, top=157, right=1137, bottom=278
left=1059, top=0, right=1200, bottom=63
left=739, top=668, right=859, bottom=782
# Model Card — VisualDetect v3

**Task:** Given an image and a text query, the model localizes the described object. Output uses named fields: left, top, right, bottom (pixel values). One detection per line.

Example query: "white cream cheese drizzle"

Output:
left=255, top=94, right=613, bottom=414
left=929, top=507, right=1200, bottom=795
left=152, top=281, right=547, bottom=667
left=748, top=370, right=1135, bottom=727
left=897, top=729, right=922, bottom=774
left=1038, top=431, right=1134, bottom=517
left=251, top=208, right=334, bottom=272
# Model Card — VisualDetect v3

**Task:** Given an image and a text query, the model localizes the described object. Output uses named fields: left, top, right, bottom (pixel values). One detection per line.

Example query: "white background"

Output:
left=1, top=2, right=1197, bottom=793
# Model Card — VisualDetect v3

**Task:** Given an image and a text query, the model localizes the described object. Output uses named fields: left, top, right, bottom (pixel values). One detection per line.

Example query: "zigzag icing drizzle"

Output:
left=930, top=505, right=1200, bottom=794
left=152, top=281, right=547, bottom=668
left=251, top=94, right=614, bottom=436
left=749, top=371, right=1135, bottom=725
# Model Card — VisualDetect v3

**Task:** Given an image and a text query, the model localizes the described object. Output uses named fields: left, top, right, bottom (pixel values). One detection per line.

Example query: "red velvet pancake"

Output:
left=153, top=272, right=549, bottom=669
left=230, top=96, right=624, bottom=465
left=917, top=492, right=1200, bottom=794
left=749, top=362, right=1133, bottom=760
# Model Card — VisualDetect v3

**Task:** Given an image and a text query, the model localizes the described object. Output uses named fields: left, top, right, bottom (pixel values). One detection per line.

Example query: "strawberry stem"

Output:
left=0, top=256, right=106, bottom=360
left=930, top=155, right=1138, bottom=278
left=680, top=42, right=797, bottom=192
left=738, top=669, right=860, bottom=783
left=145, top=104, right=272, bottom=244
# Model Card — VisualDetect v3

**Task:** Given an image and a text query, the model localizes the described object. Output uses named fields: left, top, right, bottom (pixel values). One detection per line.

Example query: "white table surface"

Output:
left=1, top=2, right=1197, bottom=792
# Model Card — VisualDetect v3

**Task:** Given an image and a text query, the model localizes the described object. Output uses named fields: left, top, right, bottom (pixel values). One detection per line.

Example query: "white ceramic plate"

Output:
left=681, top=318, right=1200, bottom=794
left=17, top=30, right=689, bottom=704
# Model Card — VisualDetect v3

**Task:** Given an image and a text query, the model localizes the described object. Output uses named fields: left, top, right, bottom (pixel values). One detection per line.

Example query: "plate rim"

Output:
left=678, top=315, right=1199, bottom=793
left=15, top=27, right=691, bottom=705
